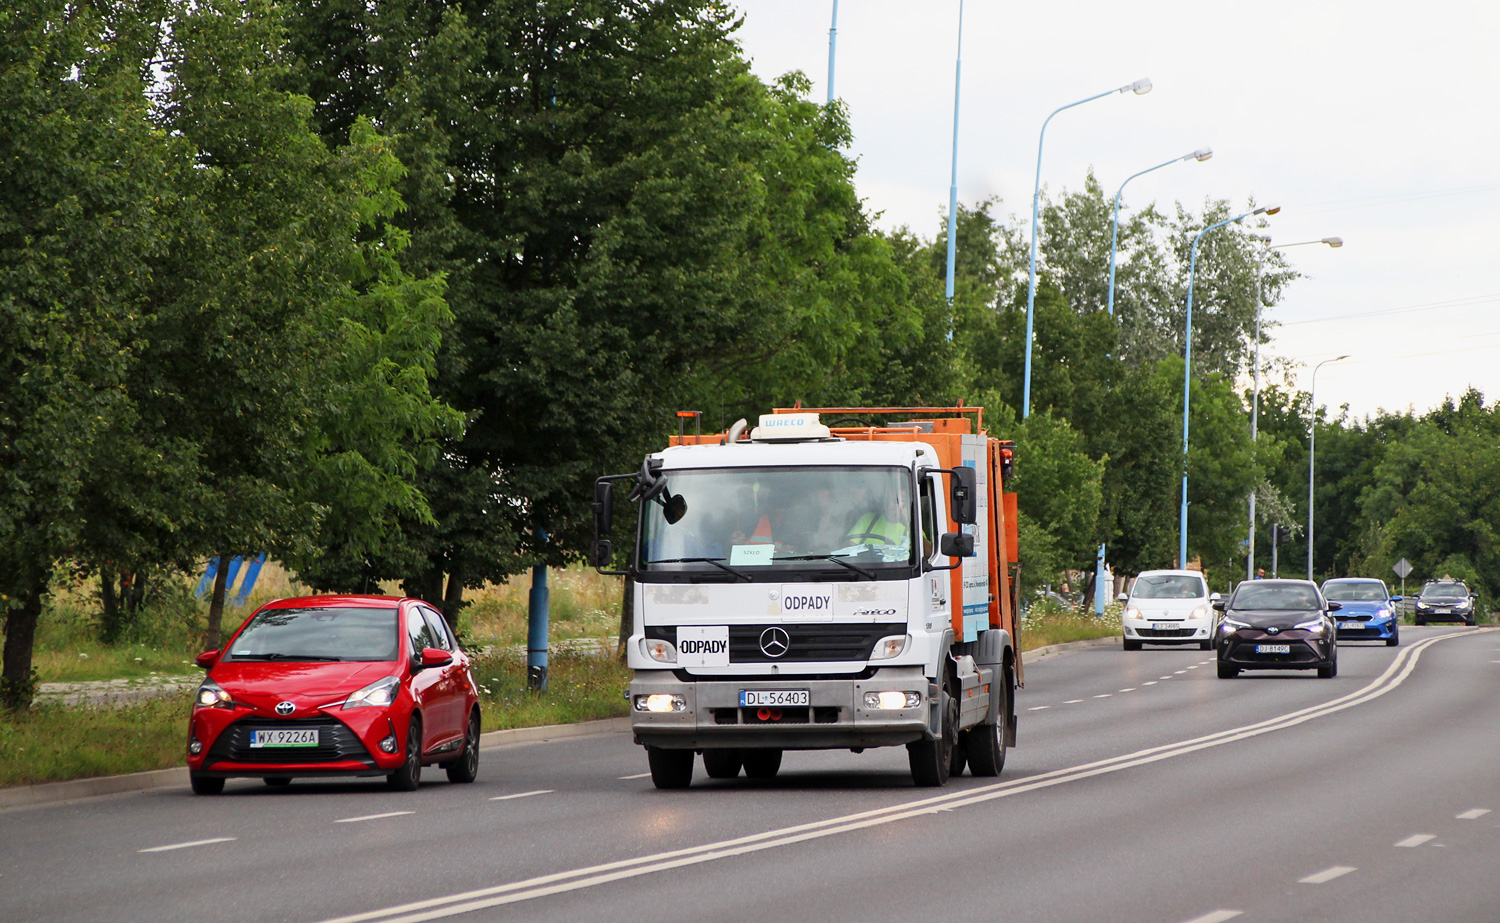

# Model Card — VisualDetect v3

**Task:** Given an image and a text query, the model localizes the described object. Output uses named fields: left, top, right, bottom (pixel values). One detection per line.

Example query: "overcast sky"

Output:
left=729, top=1, right=1500, bottom=420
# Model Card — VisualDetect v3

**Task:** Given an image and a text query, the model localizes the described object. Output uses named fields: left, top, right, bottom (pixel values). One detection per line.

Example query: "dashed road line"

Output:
left=336, top=811, right=414, bottom=824
left=1182, top=911, right=1242, bottom=923
left=1300, top=866, right=1357, bottom=884
left=1120, top=688, right=1136, bottom=692
left=1093, top=694, right=1112, bottom=699
left=1457, top=808, right=1491, bottom=820
left=1028, top=706, right=1050, bottom=711
left=1063, top=699, right=1084, bottom=704
left=618, top=772, right=652, bottom=780
left=1395, top=834, right=1435, bottom=847
left=139, top=837, right=236, bottom=853
left=1142, top=681, right=1158, bottom=686
left=490, top=790, right=553, bottom=801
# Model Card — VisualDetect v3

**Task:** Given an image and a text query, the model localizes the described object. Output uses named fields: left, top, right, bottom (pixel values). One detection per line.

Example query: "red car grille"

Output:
left=206, top=715, right=375, bottom=766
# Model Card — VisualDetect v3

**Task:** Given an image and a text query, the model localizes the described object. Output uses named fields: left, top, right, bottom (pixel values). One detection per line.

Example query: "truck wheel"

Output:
left=966, top=665, right=1011, bottom=777
left=701, top=749, right=742, bottom=779
left=741, top=749, right=782, bottom=779
left=908, top=680, right=957, bottom=787
left=646, top=746, right=694, bottom=789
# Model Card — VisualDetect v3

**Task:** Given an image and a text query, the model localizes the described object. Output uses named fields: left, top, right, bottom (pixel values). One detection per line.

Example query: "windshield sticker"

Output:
left=729, top=544, right=775, bottom=566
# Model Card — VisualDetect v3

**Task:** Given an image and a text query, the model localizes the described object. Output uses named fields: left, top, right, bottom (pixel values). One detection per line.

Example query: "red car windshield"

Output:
left=223, top=607, right=399, bottom=662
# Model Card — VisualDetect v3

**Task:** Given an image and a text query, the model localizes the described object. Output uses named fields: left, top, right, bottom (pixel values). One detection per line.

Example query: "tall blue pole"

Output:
left=1179, top=206, right=1273, bottom=566
left=827, top=0, right=838, bottom=104
left=944, top=0, right=965, bottom=305
left=1108, top=148, right=1211, bottom=316
left=1022, top=78, right=1151, bottom=418
left=527, top=528, right=550, bottom=691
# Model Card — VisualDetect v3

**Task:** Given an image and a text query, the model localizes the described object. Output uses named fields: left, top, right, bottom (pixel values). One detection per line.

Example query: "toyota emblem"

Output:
left=1266, top=626, right=1280, bottom=635
left=275, top=701, right=295, bottom=715
left=758, top=627, right=790, bottom=659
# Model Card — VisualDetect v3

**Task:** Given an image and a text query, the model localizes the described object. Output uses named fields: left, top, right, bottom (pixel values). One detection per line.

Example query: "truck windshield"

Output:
left=640, top=466, right=915, bottom=577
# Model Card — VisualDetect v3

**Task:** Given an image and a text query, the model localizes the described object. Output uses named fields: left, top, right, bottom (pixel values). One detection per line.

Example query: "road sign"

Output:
left=1393, top=558, right=1413, bottom=579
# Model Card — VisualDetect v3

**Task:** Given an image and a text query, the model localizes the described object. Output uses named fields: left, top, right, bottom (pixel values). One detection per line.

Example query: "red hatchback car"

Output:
left=187, top=595, right=480, bottom=794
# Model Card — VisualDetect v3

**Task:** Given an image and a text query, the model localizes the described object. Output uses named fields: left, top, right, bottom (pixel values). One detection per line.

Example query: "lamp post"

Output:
left=1179, top=203, right=1279, bottom=568
left=1307, top=354, right=1350, bottom=581
left=1022, top=77, right=1152, bottom=418
left=1107, top=147, right=1213, bottom=316
left=826, top=0, right=838, bottom=104
left=944, top=0, right=965, bottom=304
left=1247, top=236, right=1342, bottom=580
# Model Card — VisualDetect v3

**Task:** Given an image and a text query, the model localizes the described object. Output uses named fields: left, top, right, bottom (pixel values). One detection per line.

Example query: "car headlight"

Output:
left=640, top=638, right=678, bottom=664
left=1455, top=598, right=1472, bottom=609
left=344, top=675, right=400, bottom=709
left=195, top=679, right=234, bottom=709
left=869, top=634, right=909, bottom=660
left=1125, top=606, right=1144, bottom=620
left=1190, top=605, right=1209, bottom=619
left=1221, top=617, right=1249, bottom=630
left=1295, top=617, right=1327, bottom=632
left=1375, top=607, right=1391, bottom=619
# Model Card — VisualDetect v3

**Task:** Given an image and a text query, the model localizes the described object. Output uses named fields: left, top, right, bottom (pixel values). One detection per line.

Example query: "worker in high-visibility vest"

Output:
left=844, top=491, right=909, bottom=549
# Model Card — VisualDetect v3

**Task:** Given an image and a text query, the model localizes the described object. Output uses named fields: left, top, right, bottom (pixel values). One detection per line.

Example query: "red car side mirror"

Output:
left=419, top=647, right=453, bottom=668
left=195, top=649, right=219, bottom=669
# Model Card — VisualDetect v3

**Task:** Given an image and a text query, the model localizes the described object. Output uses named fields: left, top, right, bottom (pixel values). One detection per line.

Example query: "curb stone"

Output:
left=0, top=717, right=632, bottom=812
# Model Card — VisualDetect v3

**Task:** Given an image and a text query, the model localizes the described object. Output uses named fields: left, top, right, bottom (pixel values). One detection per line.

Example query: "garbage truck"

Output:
left=592, top=406, right=1021, bottom=788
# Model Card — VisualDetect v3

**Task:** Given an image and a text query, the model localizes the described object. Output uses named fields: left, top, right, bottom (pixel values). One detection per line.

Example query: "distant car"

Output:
left=186, top=595, right=481, bottom=794
left=1213, top=579, right=1339, bottom=679
left=1118, top=570, right=1217, bottom=651
left=1321, top=577, right=1401, bottom=646
left=1413, top=579, right=1478, bottom=626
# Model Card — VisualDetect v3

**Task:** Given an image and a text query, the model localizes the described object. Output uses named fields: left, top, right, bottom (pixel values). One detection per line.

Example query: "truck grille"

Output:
left=648, top=623, right=904, bottom=663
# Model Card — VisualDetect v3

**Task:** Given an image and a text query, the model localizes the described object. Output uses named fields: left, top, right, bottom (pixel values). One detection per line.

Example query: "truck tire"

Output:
left=966, top=664, right=1011, bottom=777
left=908, top=679, right=957, bottom=787
left=701, top=749, right=742, bottom=779
left=646, top=746, right=694, bottom=789
left=741, top=749, right=782, bottom=779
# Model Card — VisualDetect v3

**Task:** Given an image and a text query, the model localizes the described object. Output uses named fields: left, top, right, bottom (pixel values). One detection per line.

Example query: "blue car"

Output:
left=1321, top=577, right=1401, bottom=646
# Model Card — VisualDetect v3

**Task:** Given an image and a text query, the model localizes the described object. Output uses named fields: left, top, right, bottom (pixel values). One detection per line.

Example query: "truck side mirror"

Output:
left=591, top=539, right=614, bottom=569
left=939, top=531, right=975, bottom=558
left=949, top=466, right=977, bottom=525
left=593, top=481, right=614, bottom=535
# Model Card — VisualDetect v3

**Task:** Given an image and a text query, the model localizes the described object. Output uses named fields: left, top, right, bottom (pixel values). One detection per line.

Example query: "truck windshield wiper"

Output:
left=774, top=554, right=877, bottom=580
left=644, top=557, right=752, bottom=582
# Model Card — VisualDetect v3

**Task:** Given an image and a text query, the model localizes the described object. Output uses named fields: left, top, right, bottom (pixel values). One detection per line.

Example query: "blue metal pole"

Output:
left=527, top=528, right=550, bottom=692
left=1108, top=148, right=1211, bottom=316
left=827, top=0, right=838, bottom=104
left=1023, top=78, right=1150, bottom=418
left=944, top=0, right=964, bottom=305
left=1180, top=208, right=1261, bottom=566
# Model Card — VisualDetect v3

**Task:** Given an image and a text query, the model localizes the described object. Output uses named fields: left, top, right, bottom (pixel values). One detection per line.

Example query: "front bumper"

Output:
left=1414, top=606, right=1473, bottom=623
left=1219, top=629, right=1333, bottom=670
left=1123, top=618, right=1212, bottom=643
left=1333, top=616, right=1398, bottom=640
left=188, top=707, right=405, bottom=778
left=629, top=667, right=931, bottom=750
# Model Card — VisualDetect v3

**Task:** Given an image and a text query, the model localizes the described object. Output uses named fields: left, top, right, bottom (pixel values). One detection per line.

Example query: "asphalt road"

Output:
left=5, top=626, right=1499, bottom=923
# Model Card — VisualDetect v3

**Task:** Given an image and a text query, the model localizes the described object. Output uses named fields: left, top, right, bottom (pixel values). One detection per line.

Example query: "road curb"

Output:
left=1023, top=635, right=1121, bottom=660
left=0, top=716, right=633, bottom=812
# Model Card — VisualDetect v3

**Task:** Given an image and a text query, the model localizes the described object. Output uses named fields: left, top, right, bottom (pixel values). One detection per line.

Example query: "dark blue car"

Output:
left=1321, top=578, right=1401, bottom=646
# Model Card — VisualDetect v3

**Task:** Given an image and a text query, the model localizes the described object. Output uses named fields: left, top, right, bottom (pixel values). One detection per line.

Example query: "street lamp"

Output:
left=1307, top=354, right=1351, bottom=580
left=1179, top=203, right=1279, bottom=569
left=1246, top=236, right=1343, bottom=579
left=1107, top=147, right=1213, bottom=316
left=1022, top=77, right=1152, bottom=418
left=944, top=0, right=966, bottom=304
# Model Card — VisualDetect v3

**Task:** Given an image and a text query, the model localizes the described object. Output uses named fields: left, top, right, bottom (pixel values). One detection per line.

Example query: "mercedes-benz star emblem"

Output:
left=275, top=701, right=295, bottom=715
left=759, top=627, right=790, bottom=659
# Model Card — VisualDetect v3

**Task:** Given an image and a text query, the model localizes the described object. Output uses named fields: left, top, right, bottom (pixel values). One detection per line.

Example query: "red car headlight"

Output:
left=343, top=675, right=400, bottom=709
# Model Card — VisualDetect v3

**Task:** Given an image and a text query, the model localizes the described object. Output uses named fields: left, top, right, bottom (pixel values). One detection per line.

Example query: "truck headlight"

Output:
left=863, top=691, right=922, bottom=710
left=634, top=694, right=686, bottom=713
left=869, top=634, right=909, bottom=660
left=640, top=638, right=678, bottom=664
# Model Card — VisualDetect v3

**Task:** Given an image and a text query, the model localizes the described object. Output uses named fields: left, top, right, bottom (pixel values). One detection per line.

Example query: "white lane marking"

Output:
left=1093, top=694, right=1112, bottom=699
left=1174, top=670, right=1188, bottom=674
left=1159, top=676, right=1173, bottom=680
left=1120, top=688, right=1136, bottom=692
left=490, top=790, right=553, bottom=801
left=1182, top=912, right=1242, bottom=923
left=1063, top=699, right=1084, bottom=704
left=309, top=631, right=1480, bottom=923
left=139, top=837, right=236, bottom=853
left=1028, top=706, right=1050, bottom=711
left=1396, top=834, right=1435, bottom=847
left=1186, top=665, right=1199, bottom=669
left=618, top=772, right=652, bottom=780
left=336, top=811, right=415, bottom=824
left=1300, top=866, right=1357, bottom=884
left=1457, top=808, right=1491, bottom=820
left=1143, top=681, right=1158, bottom=686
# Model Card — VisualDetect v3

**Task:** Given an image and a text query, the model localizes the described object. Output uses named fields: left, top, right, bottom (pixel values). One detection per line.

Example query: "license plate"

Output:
left=250, top=728, right=319, bottom=748
left=1151, top=622, right=1179, bottom=631
left=740, top=689, right=809, bottom=707
left=1255, top=644, right=1291, bottom=654
left=1340, top=621, right=1363, bottom=630
left=1435, top=608, right=1451, bottom=615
